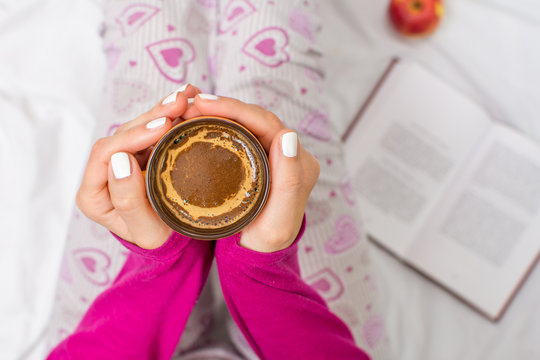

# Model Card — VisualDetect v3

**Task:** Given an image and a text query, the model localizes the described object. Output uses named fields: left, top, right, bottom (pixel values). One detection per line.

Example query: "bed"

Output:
left=1, top=0, right=539, bottom=358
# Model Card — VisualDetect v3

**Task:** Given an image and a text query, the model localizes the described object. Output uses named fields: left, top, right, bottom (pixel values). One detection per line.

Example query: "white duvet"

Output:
left=1, top=0, right=539, bottom=359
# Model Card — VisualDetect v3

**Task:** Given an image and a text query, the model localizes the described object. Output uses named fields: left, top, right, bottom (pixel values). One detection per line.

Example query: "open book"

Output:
left=342, top=59, right=540, bottom=321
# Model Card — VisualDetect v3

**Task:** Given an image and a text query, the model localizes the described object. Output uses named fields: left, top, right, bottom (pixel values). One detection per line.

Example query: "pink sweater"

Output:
left=48, top=217, right=369, bottom=359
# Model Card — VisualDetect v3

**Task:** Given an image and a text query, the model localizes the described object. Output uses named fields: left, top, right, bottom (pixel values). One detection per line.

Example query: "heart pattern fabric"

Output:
left=251, top=77, right=294, bottom=112
left=147, top=38, right=196, bottom=83
left=324, top=215, right=361, bottom=254
left=339, top=177, right=356, bottom=206
left=56, top=4, right=389, bottom=358
left=362, top=315, right=385, bottom=349
left=59, top=254, right=72, bottom=284
left=197, top=0, right=218, bottom=8
left=115, top=4, right=160, bottom=37
left=298, top=109, right=332, bottom=142
left=186, top=5, right=212, bottom=34
left=242, top=27, right=289, bottom=68
left=90, top=222, right=110, bottom=240
left=288, top=8, right=315, bottom=42
left=305, top=267, right=344, bottom=302
left=105, top=44, right=121, bottom=71
left=305, top=200, right=331, bottom=226
left=112, top=79, right=150, bottom=113
left=219, top=0, right=256, bottom=33
left=72, top=248, right=111, bottom=286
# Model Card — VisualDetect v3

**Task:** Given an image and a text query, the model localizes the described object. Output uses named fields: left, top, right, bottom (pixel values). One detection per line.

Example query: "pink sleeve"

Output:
left=47, top=232, right=214, bottom=360
left=215, top=216, right=370, bottom=360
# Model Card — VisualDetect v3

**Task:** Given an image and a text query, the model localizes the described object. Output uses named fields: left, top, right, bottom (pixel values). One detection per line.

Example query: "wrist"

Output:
left=111, top=229, right=191, bottom=261
left=238, top=214, right=307, bottom=253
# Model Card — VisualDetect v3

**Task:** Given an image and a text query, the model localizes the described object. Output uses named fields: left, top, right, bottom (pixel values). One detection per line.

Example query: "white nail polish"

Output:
left=281, top=132, right=298, bottom=157
left=146, top=117, right=166, bottom=129
left=111, top=152, right=131, bottom=179
left=187, top=98, right=195, bottom=104
left=162, top=84, right=189, bottom=104
left=198, top=93, right=219, bottom=100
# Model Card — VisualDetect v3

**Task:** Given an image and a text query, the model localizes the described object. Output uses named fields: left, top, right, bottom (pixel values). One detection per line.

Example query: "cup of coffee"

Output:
left=146, top=116, right=270, bottom=240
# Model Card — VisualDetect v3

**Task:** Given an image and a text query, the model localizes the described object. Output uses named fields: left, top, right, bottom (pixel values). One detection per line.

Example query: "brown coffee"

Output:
left=146, top=117, right=269, bottom=239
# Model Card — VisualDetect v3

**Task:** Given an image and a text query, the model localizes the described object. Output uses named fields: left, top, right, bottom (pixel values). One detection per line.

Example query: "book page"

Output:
left=406, top=124, right=540, bottom=319
left=343, top=61, right=491, bottom=257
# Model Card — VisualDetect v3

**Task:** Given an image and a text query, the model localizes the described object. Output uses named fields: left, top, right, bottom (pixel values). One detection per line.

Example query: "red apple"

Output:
left=389, top=0, right=444, bottom=37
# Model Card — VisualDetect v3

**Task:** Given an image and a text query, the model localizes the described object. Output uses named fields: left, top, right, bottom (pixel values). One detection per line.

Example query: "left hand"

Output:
left=189, top=94, right=320, bottom=253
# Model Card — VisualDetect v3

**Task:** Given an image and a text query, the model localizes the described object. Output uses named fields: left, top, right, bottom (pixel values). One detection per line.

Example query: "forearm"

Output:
left=215, top=217, right=369, bottom=360
left=48, top=232, right=214, bottom=360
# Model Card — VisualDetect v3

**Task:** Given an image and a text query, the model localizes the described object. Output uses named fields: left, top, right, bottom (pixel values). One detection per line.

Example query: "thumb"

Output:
left=108, top=151, right=172, bottom=249
left=240, top=130, right=305, bottom=252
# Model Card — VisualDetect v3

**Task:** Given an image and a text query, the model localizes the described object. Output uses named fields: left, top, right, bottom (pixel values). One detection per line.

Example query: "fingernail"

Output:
left=281, top=132, right=298, bottom=157
left=162, top=84, right=189, bottom=104
left=187, top=98, right=194, bottom=104
left=146, top=117, right=166, bottom=129
left=198, top=93, right=219, bottom=100
left=111, top=152, right=131, bottom=179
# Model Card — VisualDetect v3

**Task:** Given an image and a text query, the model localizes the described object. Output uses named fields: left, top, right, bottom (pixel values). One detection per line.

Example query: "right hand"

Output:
left=76, top=85, right=201, bottom=249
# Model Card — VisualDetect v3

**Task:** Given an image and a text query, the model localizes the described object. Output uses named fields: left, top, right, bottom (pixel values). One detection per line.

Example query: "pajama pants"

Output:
left=45, top=0, right=389, bottom=358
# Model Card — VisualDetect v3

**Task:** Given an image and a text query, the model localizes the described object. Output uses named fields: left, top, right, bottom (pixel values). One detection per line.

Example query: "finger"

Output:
left=79, top=116, right=173, bottom=197
left=108, top=152, right=172, bottom=249
left=181, top=100, right=204, bottom=119
left=133, top=147, right=153, bottom=170
left=193, top=94, right=286, bottom=151
left=114, top=84, right=201, bottom=135
left=161, top=83, right=200, bottom=106
left=240, top=130, right=306, bottom=252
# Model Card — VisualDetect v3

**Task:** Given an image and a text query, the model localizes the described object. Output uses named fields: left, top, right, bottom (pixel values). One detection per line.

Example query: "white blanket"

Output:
left=1, top=0, right=539, bottom=359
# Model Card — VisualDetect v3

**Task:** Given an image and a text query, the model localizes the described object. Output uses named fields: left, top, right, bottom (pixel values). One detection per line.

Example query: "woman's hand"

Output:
left=77, top=87, right=319, bottom=253
left=76, top=85, right=201, bottom=249
left=191, top=94, right=320, bottom=253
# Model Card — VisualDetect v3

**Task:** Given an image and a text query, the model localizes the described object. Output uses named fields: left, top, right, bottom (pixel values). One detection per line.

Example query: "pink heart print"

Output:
left=115, top=3, right=160, bottom=37
left=105, top=44, right=121, bottom=70
left=112, top=79, right=150, bottom=113
left=339, top=177, right=356, bottom=206
left=298, top=109, right=332, bottom=142
left=72, top=248, right=111, bottom=286
left=251, top=77, right=294, bottom=112
left=242, top=27, right=290, bottom=68
left=304, top=67, right=322, bottom=82
left=289, top=8, right=315, bottom=42
left=186, top=5, right=212, bottom=34
left=305, top=267, right=344, bottom=302
left=219, top=0, right=256, bottom=33
left=197, top=0, right=218, bottom=8
left=305, top=200, right=331, bottom=226
left=147, top=38, right=196, bottom=83
left=324, top=215, right=361, bottom=254
left=362, top=315, right=385, bottom=349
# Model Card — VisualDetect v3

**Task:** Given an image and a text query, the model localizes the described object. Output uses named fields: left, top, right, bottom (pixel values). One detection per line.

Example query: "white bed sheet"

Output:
left=1, top=0, right=540, bottom=359
left=0, top=0, right=104, bottom=358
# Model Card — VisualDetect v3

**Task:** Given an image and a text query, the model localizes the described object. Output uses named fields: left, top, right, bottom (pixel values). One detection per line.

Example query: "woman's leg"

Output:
left=213, top=1, right=389, bottom=358
left=45, top=0, right=220, bottom=355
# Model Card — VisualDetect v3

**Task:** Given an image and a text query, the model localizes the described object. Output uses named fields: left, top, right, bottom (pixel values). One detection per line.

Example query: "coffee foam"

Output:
left=157, top=124, right=263, bottom=229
